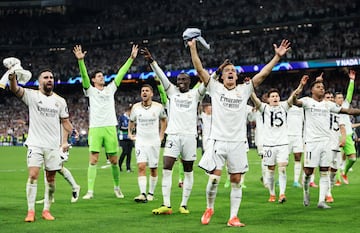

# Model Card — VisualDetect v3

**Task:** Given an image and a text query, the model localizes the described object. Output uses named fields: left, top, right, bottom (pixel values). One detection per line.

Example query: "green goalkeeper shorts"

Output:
left=88, top=126, right=119, bottom=154
left=343, top=134, right=356, bottom=156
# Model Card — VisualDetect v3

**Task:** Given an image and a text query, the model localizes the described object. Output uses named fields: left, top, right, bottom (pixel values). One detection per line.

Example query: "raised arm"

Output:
left=114, top=44, right=138, bottom=87
left=345, top=69, right=355, bottom=103
left=141, top=48, right=172, bottom=91
left=288, top=75, right=309, bottom=106
left=8, top=73, right=25, bottom=98
left=73, top=45, right=91, bottom=89
left=292, top=75, right=309, bottom=107
left=155, top=75, right=168, bottom=106
left=251, top=92, right=262, bottom=110
left=252, top=39, right=291, bottom=88
left=188, top=39, right=211, bottom=86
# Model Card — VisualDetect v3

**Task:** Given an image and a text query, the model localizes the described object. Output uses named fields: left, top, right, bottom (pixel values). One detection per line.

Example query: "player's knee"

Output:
left=320, top=170, right=329, bottom=177
left=209, top=174, right=220, bottom=185
left=278, top=166, right=286, bottom=175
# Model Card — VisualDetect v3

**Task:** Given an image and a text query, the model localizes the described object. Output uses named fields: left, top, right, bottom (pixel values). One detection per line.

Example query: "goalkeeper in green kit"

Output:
left=73, top=44, right=138, bottom=199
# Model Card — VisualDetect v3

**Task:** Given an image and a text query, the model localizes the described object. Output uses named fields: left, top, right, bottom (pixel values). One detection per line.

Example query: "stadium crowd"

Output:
left=0, top=0, right=359, bottom=82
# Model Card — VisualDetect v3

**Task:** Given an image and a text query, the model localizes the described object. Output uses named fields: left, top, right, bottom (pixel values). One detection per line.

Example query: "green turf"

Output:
left=1, top=146, right=360, bottom=233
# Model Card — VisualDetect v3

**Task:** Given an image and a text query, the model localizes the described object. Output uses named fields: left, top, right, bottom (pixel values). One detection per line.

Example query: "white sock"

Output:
left=294, top=161, right=301, bottom=183
left=138, top=176, right=147, bottom=194
left=266, top=169, right=275, bottom=195
left=303, top=173, right=311, bottom=193
left=44, top=182, right=55, bottom=211
left=230, top=182, right=242, bottom=219
left=162, top=169, right=172, bottom=207
left=319, top=171, right=329, bottom=203
left=327, top=172, right=336, bottom=196
left=206, top=175, right=220, bottom=209
left=180, top=171, right=193, bottom=207
left=240, top=173, right=246, bottom=185
left=26, top=179, right=37, bottom=211
left=261, top=159, right=267, bottom=181
left=59, top=167, right=78, bottom=190
left=148, top=176, right=158, bottom=195
left=278, top=166, right=287, bottom=195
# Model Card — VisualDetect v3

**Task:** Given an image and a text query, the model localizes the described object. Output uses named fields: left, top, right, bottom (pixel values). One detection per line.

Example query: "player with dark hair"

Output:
left=188, top=38, right=291, bottom=227
left=128, top=84, right=167, bottom=203
left=73, top=44, right=138, bottom=200
left=9, top=69, right=74, bottom=222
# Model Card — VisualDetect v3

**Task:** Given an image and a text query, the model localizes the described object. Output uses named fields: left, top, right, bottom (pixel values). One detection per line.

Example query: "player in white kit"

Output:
left=9, top=69, right=74, bottom=222
left=141, top=48, right=206, bottom=215
left=293, top=75, right=360, bottom=209
left=287, top=105, right=304, bottom=188
left=251, top=87, right=301, bottom=203
left=189, top=38, right=291, bottom=227
left=128, top=84, right=167, bottom=203
left=324, top=91, right=346, bottom=203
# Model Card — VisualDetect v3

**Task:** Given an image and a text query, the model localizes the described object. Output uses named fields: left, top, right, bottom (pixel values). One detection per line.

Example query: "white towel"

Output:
left=0, top=57, right=32, bottom=88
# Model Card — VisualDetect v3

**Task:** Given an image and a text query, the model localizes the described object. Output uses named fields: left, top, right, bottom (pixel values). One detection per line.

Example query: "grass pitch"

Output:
left=1, top=146, right=360, bottom=233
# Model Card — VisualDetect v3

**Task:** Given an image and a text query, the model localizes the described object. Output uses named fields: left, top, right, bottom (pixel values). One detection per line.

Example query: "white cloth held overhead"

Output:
left=182, top=28, right=210, bottom=50
left=0, top=57, right=32, bottom=89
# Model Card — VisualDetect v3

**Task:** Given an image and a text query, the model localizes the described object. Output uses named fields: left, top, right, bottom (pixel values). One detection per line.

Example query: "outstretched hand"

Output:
left=187, top=39, right=197, bottom=48
left=349, top=69, right=356, bottom=80
left=73, top=45, right=87, bottom=60
left=140, top=47, right=154, bottom=63
left=273, top=39, right=291, bottom=57
left=315, top=72, right=324, bottom=82
left=130, top=44, right=139, bottom=59
left=300, top=75, right=309, bottom=86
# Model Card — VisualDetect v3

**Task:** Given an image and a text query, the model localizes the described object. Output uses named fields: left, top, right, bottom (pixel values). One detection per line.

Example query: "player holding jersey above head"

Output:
left=188, top=38, right=291, bottom=227
left=142, top=47, right=206, bottom=215
left=73, top=44, right=138, bottom=200
left=9, top=69, right=74, bottom=222
left=128, top=84, right=167, bottom=203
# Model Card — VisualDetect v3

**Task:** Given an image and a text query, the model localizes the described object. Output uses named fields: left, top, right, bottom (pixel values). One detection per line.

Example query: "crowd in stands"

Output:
left=0, top=0, right=359, bottom=82
left=1, top=0, right=360, bottom=145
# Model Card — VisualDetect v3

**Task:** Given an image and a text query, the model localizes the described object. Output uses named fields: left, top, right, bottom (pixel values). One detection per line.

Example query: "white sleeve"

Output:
left=150, top=61, right=172, bottom=91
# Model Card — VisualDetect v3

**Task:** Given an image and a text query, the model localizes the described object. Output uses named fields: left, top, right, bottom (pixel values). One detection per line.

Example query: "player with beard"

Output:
left=9, top=69, right=74, bottom=222
left=128, top=84, right=167, bottom=203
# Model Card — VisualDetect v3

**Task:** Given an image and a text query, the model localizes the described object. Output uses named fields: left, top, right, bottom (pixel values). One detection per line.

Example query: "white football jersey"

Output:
left=329, top=111, right=345, bottom=150
left=200, top=111, right=211, bottom=139
left=300, top=97, right=341, bottom=142
left=165, top=83, right=205, bottom=135
left=287, top=105, right=304, bottom=136
left=207, top=78, right=253, bottom=142
left=254, top=110, right=264, bottom=147
left=84, top=82, right=117, bottom=128
left=130, top=101, right=167, bottom=146
left=22, top=89, right=69, bottom=149
left=341, top=100, right=352, bottom=135
left=259, top=101, right=290, bottom=146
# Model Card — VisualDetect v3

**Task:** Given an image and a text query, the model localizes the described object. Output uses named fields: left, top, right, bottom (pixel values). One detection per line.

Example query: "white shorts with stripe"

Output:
left=163, top=134, right=197, bottom=161
left=27, top=146, right=62, bottom=171
left=304, top=141, right=332, bottom=168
